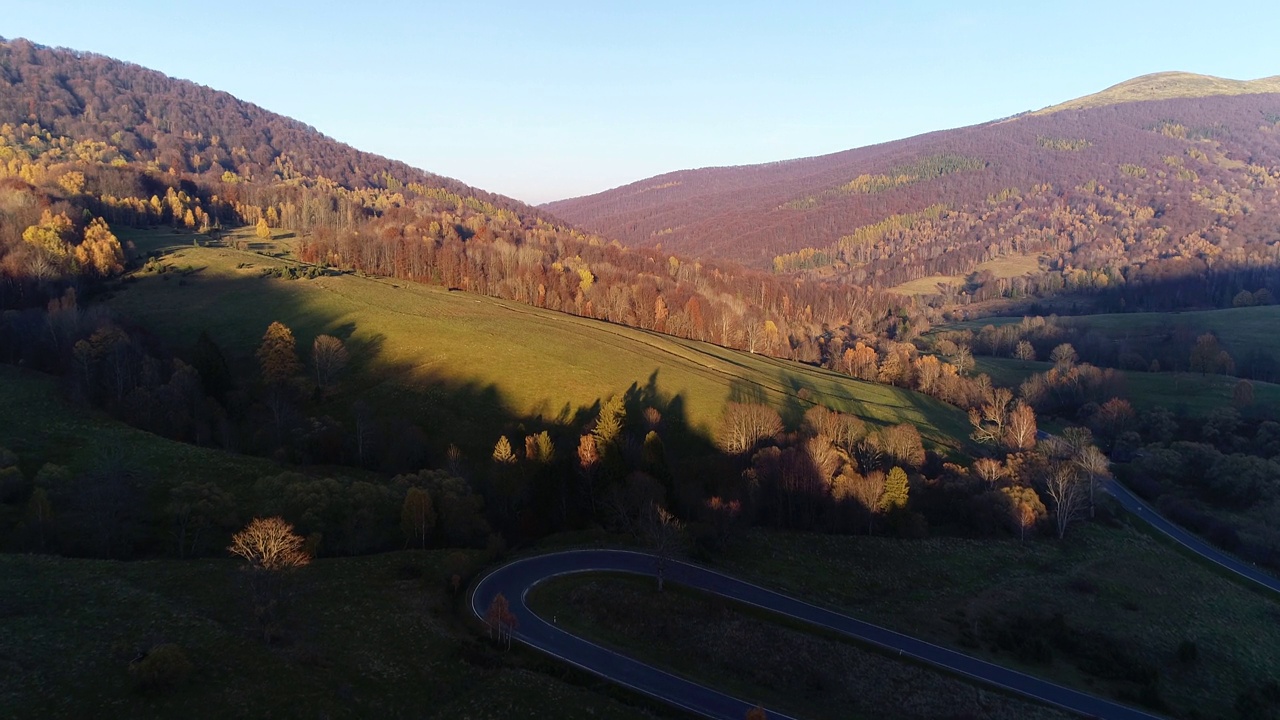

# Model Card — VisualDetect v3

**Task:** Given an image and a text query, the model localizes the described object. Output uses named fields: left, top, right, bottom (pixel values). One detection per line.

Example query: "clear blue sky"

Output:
left=10, top=1, right=1280, bottom=204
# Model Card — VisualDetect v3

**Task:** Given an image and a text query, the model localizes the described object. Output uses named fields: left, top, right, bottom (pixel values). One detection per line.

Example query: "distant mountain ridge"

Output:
left=545, top=73, right=1280, bottom=302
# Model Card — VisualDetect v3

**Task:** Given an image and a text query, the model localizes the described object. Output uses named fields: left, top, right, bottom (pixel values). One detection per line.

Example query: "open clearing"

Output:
left=890, top=255, right=1043, bottom=296
left=973, top=356, right=1280, bottom=414
left=0, top=550, right=653, bottom=720
left=106, top=228, right=970, bottom=455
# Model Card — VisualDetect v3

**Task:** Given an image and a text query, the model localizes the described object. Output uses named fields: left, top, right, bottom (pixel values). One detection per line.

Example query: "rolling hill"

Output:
left=105, top=227, right=971, bottom=457
left=546, top=73, right=1280, bottom=308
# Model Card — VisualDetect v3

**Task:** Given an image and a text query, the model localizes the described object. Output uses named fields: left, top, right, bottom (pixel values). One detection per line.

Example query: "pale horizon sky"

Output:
left=8, top=2, right=1280, bottom=204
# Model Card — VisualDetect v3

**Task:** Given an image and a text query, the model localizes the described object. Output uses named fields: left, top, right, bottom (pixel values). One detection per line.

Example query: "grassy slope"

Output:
left=0, top=344, right=650, bottom=719
left=1034, top=71, right=1280, bottom=115
left=973, top=356, right=1280, bottom=415
left=714, top=523, right=1280, bottom=719
left=530, top=574, right=1069, bottom=720
left=0, top=551, right=654, bottom=720
left=0, top=363, right=274, bottom=484
left=107, top=228, right=969, bottom=453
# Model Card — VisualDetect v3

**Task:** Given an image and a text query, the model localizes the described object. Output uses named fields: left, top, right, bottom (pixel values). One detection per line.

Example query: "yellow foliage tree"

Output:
left=74, top=218, right=124, bottom=276
left=57, top=171, right=86, bottom=195
left=255, top=217, right=271, bottom=240
left=22, top=209, right=75, bottom=267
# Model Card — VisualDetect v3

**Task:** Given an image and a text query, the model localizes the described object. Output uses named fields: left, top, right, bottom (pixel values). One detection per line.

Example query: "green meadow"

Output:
left=107, top=228, right=970, bottom=455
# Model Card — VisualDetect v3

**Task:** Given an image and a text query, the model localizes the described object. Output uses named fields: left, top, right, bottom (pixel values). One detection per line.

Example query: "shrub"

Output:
left=129, top=644, right=193, bottom=692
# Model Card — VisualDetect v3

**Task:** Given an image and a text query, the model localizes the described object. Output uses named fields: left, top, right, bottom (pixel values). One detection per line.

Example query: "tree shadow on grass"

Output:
left=106, top=267, right=718, bottom=472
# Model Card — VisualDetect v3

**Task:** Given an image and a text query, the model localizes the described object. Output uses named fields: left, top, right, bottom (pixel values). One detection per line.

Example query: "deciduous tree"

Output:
left=256, top=321, right=301, bottom=386
left=228, top=516, right=312, bottom=570
left=311, top=334, right=348, bottom=392
left=880, top=466, right=909, bottom=513
left=74, top=218, right=124, bottom=276
left=492, top=435, right=516, bottom=464
left=484, top=592, right=518, bottom=647
left=717, top=402, right=782, bottom=455
left=401, top=487, right=436, bottom=549
left=1005, top=401, right=1038, bottom=450
left=1041, top=463, right=1086, bottom=539
left=644, top=502, right=683, bottom=592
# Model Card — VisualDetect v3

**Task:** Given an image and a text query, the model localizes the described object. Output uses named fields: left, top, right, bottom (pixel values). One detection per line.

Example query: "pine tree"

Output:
left=492, top=435, right=516, bottom=464
left=592, top=396, right=625, bottom=448
left=880, top=466, right=909, bottom=512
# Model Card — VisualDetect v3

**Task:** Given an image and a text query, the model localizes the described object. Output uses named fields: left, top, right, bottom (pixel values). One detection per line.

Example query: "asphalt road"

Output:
left=1102, top=477, right=1280, bottom=595
left=471, top=549, right=1162, bottom=720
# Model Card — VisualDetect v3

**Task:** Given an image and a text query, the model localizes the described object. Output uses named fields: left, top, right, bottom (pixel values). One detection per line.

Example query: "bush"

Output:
left=129, top=643, right=193, bottom=692
left=1177, top=639, right=1199, bottom=664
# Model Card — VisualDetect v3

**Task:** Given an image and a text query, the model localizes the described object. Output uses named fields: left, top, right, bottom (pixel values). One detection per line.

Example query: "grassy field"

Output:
left=530, top=574, right=1070, bottom=720
left=0, top=363, right=274, bottom=484
left=106, top=228, right=970, bottom=456
left=708, top=521, right=1280, bottom=719
left=949, top=306, right=1280, bottom=367
left=974, top=356, right=1280, bottom=415
left=890, top=254, right=1043, bottom=296
left=0, top=550, right=657, bottom=720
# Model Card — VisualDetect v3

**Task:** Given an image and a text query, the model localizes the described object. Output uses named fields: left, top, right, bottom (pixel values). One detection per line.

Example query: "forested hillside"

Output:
left=547, top=73, right=1280, bottom=310
left=0, top=37, right=933, bottom=373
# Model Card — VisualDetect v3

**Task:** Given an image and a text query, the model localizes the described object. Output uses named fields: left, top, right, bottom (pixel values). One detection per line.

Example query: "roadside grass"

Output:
left=710, top=520, right=1280, bottom=719
left=529, top=573, right=1070, bottom=720
left=105, top=228, right=970, bottom=455
left=0, top=550, right=655, bottom=720
left=973, top=356, right=1280, bottom=414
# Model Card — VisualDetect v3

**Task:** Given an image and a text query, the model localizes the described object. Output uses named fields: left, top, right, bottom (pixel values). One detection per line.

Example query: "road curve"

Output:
left=1103, top=478, right=1280, bottom=595
left=471, top=549, right=1162, bottom=720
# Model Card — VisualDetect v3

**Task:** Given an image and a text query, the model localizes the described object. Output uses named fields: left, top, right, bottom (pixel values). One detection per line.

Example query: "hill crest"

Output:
left=1033, top=71, right=1280, bottom=115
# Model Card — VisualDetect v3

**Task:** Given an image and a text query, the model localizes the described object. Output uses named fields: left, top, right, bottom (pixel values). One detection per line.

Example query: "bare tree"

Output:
left=1074, top=445, right=1110, bottom=518
left=972, top=457, right=1005, bottom=486
left=311, top=334, right=348, bottom=393
left=1041, top=463, right=1087, bottom=539
left=228, top=516, right=312, bottom=642
left=969, top=387, right=1012, bottom=445
left=1004, top=401, right=1038, bottom=451
left=716, top=402, right=782, bottom=455
left=401, top=487, right=436, bottom=549
left=484, top=592, right=518, bottom=648
left=644, top=502, right=683, bottom=592
left=849, top=471, right=885, bottom=534
left=228, top=516, right=312, bottom=570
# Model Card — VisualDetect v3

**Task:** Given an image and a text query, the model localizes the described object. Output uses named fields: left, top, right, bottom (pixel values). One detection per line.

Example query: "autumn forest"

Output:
left=4, top=34, right=1280, bottom=720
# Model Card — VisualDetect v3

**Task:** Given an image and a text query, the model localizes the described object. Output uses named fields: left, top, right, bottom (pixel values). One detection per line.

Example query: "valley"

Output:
left=2, top=30, right=1280, bottom=720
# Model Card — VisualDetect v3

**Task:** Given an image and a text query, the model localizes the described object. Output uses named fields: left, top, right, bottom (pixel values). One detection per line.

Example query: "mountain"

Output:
left=0, top=37, right=552, bottom=218
left=545, top=74, right=1280, bottom=306
left=0, top=37, right=920, bottom=379
left=1034, top=71, right=1280, bottom=115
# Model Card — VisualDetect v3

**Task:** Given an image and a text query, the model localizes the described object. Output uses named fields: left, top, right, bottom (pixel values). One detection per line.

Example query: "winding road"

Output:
left=1101, top=478, right=1280, bottom=595
left=471, top=549, right=1162, bottom=720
